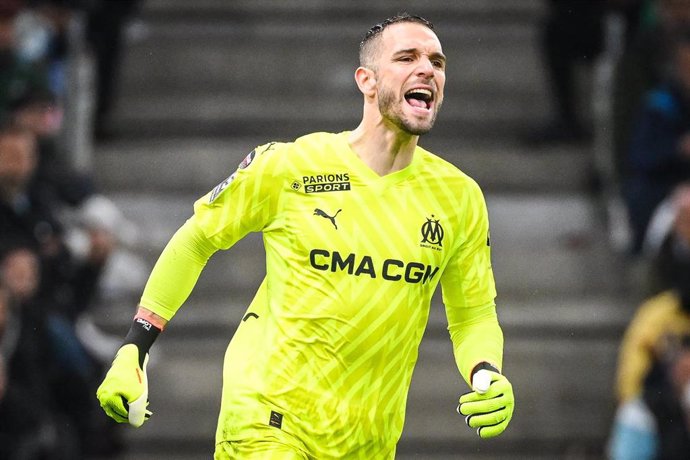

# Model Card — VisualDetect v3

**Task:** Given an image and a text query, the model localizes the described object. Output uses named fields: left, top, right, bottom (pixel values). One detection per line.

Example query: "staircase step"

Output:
left=139, top=0, right=542, bottom=22
left=108, top=93, right=548, bottom=141
left=120, top=21, right=542, bottom=96
left=114, top=3, right=549, bottom=141
left=100, top=190, right=620, bottom=298
left=109, top=328, right=617, bottom=458
left=93, top=139, right=592, bottom=195
left=95, top=292, right=632, bottom=342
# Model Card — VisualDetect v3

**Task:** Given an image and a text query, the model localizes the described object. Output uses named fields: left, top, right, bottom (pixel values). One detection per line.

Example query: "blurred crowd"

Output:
left=538, top=0, right=690, bottom=458
left=517, top=0, right=690, bottom=457
left=0, top=0, right=144, bottom=458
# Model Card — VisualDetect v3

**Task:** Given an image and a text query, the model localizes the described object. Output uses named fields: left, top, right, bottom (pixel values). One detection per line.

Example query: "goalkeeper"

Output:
left=97, top=12, right=514, bottom=458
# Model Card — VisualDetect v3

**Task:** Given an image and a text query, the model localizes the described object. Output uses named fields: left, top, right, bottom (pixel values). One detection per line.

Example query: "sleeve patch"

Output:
left=208, top=143, right=277, bottom=203
left=209, top=172, right=237, bottom=202
left=238, top=149, right=256, bottom=170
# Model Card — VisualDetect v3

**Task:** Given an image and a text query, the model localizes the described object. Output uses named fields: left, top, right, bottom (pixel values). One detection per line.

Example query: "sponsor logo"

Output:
left=420, top=215, right=444, bottom=250
left=309, top=249, right=439, bottom=284
left=302, top=173, right=351, bottom=193
left=209, top=172, right=236, bottom=202
left=135, top=317, right=152, bottom=331
left=313, top=208, right=341, bottom=229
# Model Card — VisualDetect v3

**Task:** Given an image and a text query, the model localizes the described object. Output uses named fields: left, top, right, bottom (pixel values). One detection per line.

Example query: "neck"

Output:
left=348, top=117, right=419, bottom=176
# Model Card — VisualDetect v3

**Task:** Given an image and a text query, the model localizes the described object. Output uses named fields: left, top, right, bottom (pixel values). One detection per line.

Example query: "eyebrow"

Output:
left=392, top=48, right=447, bottom=63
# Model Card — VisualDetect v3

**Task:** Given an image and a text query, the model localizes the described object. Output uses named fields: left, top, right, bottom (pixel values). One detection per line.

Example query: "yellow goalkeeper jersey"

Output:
left=188, top=131, right=498, bottom=458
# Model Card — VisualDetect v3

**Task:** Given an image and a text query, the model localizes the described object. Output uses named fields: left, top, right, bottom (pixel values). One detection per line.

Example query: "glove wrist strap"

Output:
left=123, top=317, right=162, bottom=367
left=471, top=361, right=500, bottom=379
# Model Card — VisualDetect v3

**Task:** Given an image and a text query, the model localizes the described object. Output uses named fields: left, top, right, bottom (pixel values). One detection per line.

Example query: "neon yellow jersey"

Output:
left=191, top=131, right=497, bottom=458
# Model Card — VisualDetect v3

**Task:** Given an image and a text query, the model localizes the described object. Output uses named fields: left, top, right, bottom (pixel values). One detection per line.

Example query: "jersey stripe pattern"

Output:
left=192, top=132, right=496, bottom=459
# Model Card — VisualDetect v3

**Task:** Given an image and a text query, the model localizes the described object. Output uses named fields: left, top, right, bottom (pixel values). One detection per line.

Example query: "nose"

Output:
left=416, top=56, right=435, bottom=77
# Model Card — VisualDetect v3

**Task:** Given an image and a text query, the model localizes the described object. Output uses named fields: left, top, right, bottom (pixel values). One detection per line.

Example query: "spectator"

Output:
left=623, top=28, right=690, bottom=254
left=609, top=336, right=690, bottom=459
left=0, top=0, right=50, bottom=120
left=0, top=118, right=112, bottom=319
left=643, top=335, right=690, bottom=458
left=7, top=56, right=148, bottom=372
left=15, top=0, right=81, bottom=99
left=613, top=285, right=690, bottom=405
left=8, top=72, right=145, bottom=299
left=616, top=184, right=690, bottom=402
left=0, top=123, right=119, bottom=457
left=609, top=184, right=690, bottom=459
left=645, top=182, right=690, bottom=288
left=0, top=245, right=79, bottom=460
left=0, top=123, right=67, bottom=292
left=10, top=86, right=94, bottom=206
left=613, top=0, right=690, bottom=188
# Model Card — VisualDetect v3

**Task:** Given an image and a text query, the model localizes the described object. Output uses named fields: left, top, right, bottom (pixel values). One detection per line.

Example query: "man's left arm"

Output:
left=440, top=180, right=514, bottom=439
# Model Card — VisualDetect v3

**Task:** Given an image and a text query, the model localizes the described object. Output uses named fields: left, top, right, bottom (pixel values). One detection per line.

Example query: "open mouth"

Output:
left=404, top=88, right=433, bottom=111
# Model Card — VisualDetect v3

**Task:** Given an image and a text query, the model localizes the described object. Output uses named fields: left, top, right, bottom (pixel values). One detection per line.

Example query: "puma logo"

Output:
left=314, top=208, right=342, bottom=229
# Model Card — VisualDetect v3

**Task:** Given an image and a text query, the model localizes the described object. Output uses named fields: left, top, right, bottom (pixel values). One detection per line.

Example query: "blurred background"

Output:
left=3, top=0, right=690, bottom=459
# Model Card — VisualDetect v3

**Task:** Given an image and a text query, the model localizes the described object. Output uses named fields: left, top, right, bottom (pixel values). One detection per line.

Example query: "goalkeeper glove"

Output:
left=96, top=343, right=151, bottom=427
left=96, top=316, right=161, bottom=427
left=457, top=369, right=514, bottom=439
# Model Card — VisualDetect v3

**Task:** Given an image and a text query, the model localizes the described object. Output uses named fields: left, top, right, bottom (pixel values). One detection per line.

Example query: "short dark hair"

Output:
left=359, top=13, right=435, bottom=68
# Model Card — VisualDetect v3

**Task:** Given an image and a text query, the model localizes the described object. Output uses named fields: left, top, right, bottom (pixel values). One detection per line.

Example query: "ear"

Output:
left=354, top=67, right=377, bottom=97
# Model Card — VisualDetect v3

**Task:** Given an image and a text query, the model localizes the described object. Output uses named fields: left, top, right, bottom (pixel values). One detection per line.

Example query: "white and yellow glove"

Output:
left=96, top=343, right=152, bottom=427
left=457, top=369, right=515, bottom=438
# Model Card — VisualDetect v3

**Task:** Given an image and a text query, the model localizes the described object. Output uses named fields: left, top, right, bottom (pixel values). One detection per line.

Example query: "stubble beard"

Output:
left=377, top=85, right=440, bottom=136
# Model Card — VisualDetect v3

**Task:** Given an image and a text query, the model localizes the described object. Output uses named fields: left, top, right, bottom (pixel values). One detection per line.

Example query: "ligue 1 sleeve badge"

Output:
left=238, top=149, right=256, bottom=170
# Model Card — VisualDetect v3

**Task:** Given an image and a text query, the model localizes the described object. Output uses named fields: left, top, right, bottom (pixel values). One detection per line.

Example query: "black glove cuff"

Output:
left=123, top=317, right=161, bottom=367
left=471, top=362, right=500, bottom=379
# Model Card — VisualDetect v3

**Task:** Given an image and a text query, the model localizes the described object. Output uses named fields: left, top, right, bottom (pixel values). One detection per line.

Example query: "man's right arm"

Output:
left=96, top=217, right=217, bottom=426
left=96, top=141, right=285, bottom=426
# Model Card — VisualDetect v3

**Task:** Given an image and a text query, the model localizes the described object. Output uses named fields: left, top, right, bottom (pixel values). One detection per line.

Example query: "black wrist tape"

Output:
left=471, top=362, right=500, bottom=379
left=123, top=317, right=162, bottom=367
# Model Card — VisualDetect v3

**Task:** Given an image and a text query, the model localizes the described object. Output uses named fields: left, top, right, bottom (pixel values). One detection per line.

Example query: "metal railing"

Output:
left=59, top=10, right=96, bottom=174
left=592, top=12, right=632, bottom=253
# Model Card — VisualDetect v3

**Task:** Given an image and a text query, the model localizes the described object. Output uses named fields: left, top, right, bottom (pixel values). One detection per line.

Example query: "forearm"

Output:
left=447, top=303, right=504, bottom=385
left=138, top=218, right=218, bottom=321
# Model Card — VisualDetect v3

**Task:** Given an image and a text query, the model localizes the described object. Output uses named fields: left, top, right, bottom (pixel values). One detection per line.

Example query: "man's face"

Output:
left=371, top=22, right=446, bottom=135
left=0, top=248, right=39, bottom=302
left=0, top=133, right=37, bottom=196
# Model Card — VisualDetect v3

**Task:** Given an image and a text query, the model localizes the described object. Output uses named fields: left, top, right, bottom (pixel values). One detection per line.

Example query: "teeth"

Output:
left=406, top=88, right=432, bottom=98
